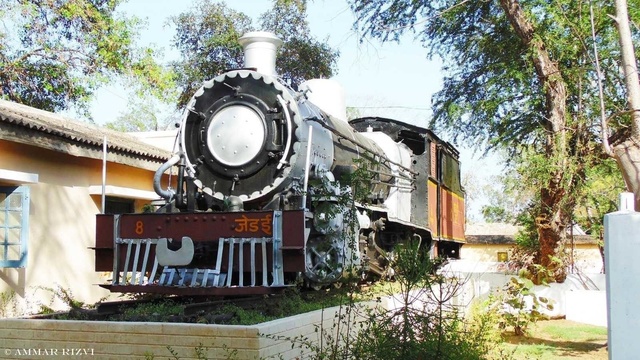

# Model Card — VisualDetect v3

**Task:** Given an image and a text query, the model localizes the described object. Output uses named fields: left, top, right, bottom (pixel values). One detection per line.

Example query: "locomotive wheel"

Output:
left=305, top=237, right=344, bottom=284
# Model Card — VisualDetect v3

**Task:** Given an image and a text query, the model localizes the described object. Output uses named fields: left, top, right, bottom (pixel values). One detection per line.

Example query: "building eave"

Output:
left=0, top=100, right=172, bottom=171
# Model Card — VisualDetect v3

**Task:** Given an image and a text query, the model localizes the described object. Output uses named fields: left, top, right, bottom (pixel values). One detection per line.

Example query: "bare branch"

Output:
left=590, top=3, right=614, bottom=157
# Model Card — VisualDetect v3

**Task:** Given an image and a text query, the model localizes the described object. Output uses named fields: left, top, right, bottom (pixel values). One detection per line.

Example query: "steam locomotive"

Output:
left=94, top=32, right=465, bottom=296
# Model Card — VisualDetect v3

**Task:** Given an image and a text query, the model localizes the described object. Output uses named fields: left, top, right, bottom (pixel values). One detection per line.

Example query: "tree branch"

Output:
left=377, top=0, right=472, bottom=33
left=590, top=4, right=614, bottom=157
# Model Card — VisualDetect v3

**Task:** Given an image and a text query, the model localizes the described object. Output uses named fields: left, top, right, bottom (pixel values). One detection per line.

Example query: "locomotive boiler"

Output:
left=94, top=32, right=465, bottom=295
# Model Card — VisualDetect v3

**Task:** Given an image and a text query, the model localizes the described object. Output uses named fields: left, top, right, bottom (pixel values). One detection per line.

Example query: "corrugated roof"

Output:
left=0, top=99, right=171, bottom=162
left=466, top=222, right=521, bottom=236
left=465, top=222, right=598, bottom=245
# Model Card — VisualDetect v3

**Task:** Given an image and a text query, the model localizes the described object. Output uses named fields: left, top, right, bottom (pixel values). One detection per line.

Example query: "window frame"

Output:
left=104, top=196, right=135, bottom=215
left=0, top=186, right=29, bottom=268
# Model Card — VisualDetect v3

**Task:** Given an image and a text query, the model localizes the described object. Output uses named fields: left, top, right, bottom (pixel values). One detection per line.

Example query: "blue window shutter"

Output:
left=0, top=186, right=29, bottom=268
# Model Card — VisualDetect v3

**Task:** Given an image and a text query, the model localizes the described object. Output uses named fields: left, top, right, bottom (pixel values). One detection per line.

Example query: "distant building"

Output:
left=461, top=222, right=603, bottom=274
left=463, top=222, right=521, bottom=263
left=0, top=100, right=171, bottom=314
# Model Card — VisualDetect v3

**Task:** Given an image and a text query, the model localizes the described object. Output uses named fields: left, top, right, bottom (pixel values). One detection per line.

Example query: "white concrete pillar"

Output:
left=604, top=192, right=640, bottom=359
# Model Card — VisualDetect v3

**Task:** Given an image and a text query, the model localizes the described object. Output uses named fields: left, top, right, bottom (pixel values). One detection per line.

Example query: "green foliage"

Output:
left=0, top=290, right=17, bottom=318
left=479, top=163, right=535, bottom=223
left=219, top=304, right=272, bottom=325
left=170, top=0, right=338, bottom=108
left=0, top=0, right=168, bottom=116
left=574, top=158, right=626, bottom=236
left=158, top=343, right=236, bottom=360
left=215, top=288, right=372, bottom=326
left=141, top=203, right=155, bottom=213
left=346, top=107, right=361, bottom=120
left=120, top=299, right=183, bottom=322
left=481, top=205, right=510, bottom=223
left=40, top=285, right=85, bottom=310
left=510, top=215, right=567, bottom=286
left=349, top=0, right=635, bottom=277
left=492, top=277, right=553, bottom=336
left=167, top=345, right=180, bottom=360
left=105, top=96, right=180, bottom=132
left=339, top=157, right=381, bottom=206
left=38, top=305, right=56, bottom=315
left=268, top=244, right=507, bottom=359
left=260, top=0, right=339, bottom=89
left=513, top=207, right=540, bottom=254
left=169, top=1, right=250, bottom=107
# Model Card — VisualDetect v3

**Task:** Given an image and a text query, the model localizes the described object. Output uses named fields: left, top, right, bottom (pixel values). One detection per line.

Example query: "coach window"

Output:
left=398, top=130, right=425, bottom=155
left=0, top=186, right=29, bottom=268
left=441, top=153, right=463, bottom=195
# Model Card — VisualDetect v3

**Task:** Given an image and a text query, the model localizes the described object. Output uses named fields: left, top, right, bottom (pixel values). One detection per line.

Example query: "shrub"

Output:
left=268, top=243, right=508, bottom=359
left=492, top=276, right=553, bottom=336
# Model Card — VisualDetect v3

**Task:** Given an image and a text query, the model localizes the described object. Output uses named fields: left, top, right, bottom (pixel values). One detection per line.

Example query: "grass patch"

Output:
left=543, top=322, right=607, bottom=341
left=121, top=300, right=184, bottom=322
left=215, top=284, right=385, bottom=325
left=503, top=319, right=607, bottom=359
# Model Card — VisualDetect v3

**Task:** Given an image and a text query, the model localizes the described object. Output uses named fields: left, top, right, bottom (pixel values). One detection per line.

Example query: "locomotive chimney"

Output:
left=238, top=31, right=283, bottom=77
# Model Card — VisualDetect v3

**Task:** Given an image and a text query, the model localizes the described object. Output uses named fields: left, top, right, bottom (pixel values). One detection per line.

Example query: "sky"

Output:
left=90, top=0, right=503, bottom=221
left=94, top=0, right=442, bottom=124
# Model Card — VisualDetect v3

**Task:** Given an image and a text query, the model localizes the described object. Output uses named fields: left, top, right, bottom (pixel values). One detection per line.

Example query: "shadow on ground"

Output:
left=504, top=335, right=607, bottom=356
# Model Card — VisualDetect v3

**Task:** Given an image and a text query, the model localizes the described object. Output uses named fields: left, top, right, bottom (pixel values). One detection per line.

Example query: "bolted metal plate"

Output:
left=206, top=105, right=266, bottom=167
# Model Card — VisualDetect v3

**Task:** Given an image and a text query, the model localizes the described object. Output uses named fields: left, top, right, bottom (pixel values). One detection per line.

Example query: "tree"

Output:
left=169, top=0, right=339, bottom=108
left=0, top=0, right=167, bottom=117
left=169, top=1, right=250, bottom=108
left=459, top=154, right=524, bottom=224
left=349, top=0, right=630, bottom=277
left=259, top=0, right=338, bottom=89
left=461, top=170, right=481, bottom=223
left=605, top=0, right=640, bottom=210
left=480, top=171, right=533, bottom=223
left=574, top=159, right=626, bottom=235
left=105, top=97, right=180, bottom=132
left=346, top=106, right=362, bottom=120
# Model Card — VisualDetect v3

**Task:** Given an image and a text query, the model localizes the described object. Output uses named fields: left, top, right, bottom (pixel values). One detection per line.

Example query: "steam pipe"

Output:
left=154, top=154, right=181, bottom=201
left=101, top=136, right=107, bottom=213
left=302, top=124, right=314, bottom=210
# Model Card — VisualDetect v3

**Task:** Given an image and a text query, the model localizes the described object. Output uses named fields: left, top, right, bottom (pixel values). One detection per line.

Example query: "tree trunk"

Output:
left=500, top=0, right=571, bottom=279
left=613, top=0, right=640, bottom=210
left=537, top=188, right=564, bottom=262
left=613, top=140, right=640, bottom=210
